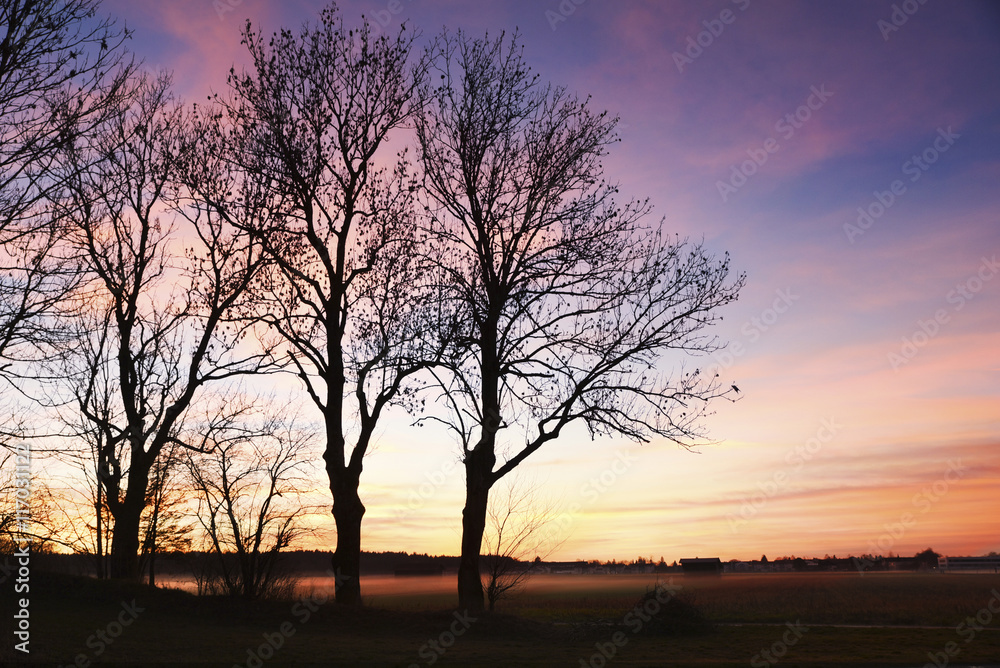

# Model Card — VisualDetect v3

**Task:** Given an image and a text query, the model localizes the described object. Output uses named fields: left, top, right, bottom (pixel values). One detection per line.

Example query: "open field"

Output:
left=5, top=571, right=1000, bottom=667
left=341, top=572, right=1000, bottom=626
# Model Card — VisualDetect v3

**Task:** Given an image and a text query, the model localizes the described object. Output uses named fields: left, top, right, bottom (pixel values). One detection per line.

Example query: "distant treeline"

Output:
left=26, top=547, right=997, bottom=580
left=27, top=550, right=460, bottom=577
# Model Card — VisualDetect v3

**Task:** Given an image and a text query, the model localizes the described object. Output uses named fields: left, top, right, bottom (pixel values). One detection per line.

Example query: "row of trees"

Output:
left=0, top=0, right=743, bottom=611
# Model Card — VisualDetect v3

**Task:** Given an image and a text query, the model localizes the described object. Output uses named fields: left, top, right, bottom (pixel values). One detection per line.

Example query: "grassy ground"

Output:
left=502, top=572, right=1000, bottom=626
left=4, top=571, right=1000, bottom=666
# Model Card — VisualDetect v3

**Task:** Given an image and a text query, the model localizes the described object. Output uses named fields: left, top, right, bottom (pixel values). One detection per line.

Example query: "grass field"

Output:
left=4, top=571, right=1000, bottom=667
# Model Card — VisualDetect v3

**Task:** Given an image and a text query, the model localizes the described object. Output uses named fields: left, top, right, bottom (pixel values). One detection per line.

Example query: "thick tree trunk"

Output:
left=458, top=447, right=494, bottom=612
left=108, top=500, right=142, bottom=580
left=458, top=318, right=501, bottom=612
left=240, top=546, right=255, bottom=598
left=330, top=472, right=365, bottom=606
left=108, top=454, right=151, bottom=581
left=458, top=487, right=488, bottom=612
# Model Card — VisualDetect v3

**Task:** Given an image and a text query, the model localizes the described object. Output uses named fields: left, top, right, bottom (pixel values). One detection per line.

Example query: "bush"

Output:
left=633, top=588, right=713, bottom=635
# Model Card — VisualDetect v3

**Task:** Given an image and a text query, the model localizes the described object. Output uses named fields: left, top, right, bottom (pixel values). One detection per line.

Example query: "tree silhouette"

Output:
left=44, top=72, right=273, bottom=579
left=184, top=4, right=440, bottom=604
left=913, top=548, right=940, bottom=570
left=184, top=397, right=317, bottom=599
left=139, top=441, right=192, bottom=587
left=481, top=476, right=560, bottom=611
left=416, top=30, right=744, bottom=610
left=0, top=0, right=134, bottom=435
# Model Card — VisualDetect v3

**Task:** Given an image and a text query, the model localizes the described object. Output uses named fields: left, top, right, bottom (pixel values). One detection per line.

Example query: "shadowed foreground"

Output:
left=4, top=572, right=1000, bottom=667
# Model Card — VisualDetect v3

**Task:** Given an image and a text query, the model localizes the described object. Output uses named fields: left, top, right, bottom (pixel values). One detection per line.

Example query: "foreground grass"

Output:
left=503, top=572, right=1000, bottom=626
left=3, top=571, right=1000, bottom=666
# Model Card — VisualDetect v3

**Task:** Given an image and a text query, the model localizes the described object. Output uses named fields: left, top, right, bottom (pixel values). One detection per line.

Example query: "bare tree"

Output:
left=0, top=450, right=20, bottom=552
left=41, top=71, right=273, bottom=580
left=0, top=0, right=133, bottom=377
left=482, top=476, right=560, bottom=611
left=139, top=441, right=192, bottom=587
left=35, top=344, right=123, bottom=577
left=0, top=450, right=77, bottom=555
left=183, top=4, right=440, bottom=604
left=416, top=31, right=745, bottom=610
left=184, top=399, right=317, bottom=600
left=47, top=471, right=115, bottom=576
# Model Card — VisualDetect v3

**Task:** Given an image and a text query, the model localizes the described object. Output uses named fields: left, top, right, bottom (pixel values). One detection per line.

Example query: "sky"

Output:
left=96, top=0, right=1000, bottom=563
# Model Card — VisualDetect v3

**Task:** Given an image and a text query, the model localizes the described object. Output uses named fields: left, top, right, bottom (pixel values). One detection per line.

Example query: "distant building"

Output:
left=726, top=559, right=777, bottom=573
left=537, top=560, right=588, bottom=574
left=939, top=556, right=1000, bottom=573
left=680, top=557, right=723, bottom=576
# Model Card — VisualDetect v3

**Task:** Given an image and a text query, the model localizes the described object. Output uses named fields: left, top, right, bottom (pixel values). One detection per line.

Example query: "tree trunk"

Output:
left=330, top=471, right=365, bottom=606
left=108, top=499, right=143, bottom=579
left=458, top=448, right=493, bottom=612
left=95, top=488, right=105, bottom=579
left=147, top=498, right=159, bottom=587
left=107, top=452, right=151, bottom=580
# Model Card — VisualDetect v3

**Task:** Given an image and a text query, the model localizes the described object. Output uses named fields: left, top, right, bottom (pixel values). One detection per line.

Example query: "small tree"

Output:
left=139, top=442, right=192, bottom=587
left=0, top=450, right=77, bottom=556
left=481, top=476, right=560, bottom=611
left=185, top=399, right=317, bottom=599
